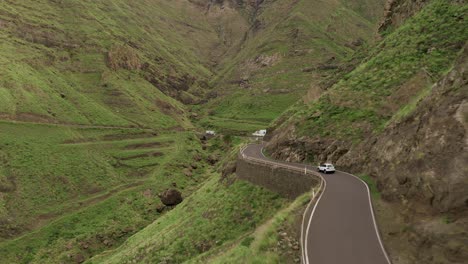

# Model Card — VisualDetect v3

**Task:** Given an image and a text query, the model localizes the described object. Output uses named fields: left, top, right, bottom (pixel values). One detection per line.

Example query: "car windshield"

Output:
left=327, top=165, right=333, bottom=167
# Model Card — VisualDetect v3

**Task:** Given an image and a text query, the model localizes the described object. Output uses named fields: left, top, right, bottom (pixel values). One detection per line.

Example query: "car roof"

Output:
left=324, top=163, right=334, bottom=166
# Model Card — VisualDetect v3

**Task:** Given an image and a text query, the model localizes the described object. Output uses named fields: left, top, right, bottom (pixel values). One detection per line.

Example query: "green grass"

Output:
left=441, top=215, right=454, bottom=225
left=0, top=121, right=208, bottom=263
left=209, top=92, right=301, bottom=124
left=386, top=82, right=434, bottom=125
left=294, top=0, right=467, bottom=140
left=358, top=174, right=381, bottom=199
left=0, top=0, right=242, bottom=129
left=200, top=0, right=385, bottom=132
left=0, top=2, right=250, bottom=260
left=191, top=192, right=312, bottom=263
left=0, top=2, right=265, bottom=262
left=88, top=175, right=287, bottom=264
left=197, top=116, right=270, bottom=135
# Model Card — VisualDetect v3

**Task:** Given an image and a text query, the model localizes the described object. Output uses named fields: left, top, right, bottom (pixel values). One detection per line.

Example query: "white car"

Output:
left=318, top=163, right=335, bottom=174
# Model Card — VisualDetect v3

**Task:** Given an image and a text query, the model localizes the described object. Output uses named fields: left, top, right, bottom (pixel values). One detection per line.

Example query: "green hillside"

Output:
left=3, top=0, right=446, bottom=263
left=198, top=0, right=385, bottom=134
left=0, top=0, right=248, bottom=128
left=0, top=0, right=243, bottom=262
left=0, top=122, right=208, bottom=263
left=275, top=0, right=467, bottom=143
left=89, top=172, right=288, bottom=264
left=261, top=2, right=467, bottom=263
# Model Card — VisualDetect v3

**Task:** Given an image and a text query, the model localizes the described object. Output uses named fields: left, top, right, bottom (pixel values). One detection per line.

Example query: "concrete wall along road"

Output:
left=236, top=155, right=319, bottom=199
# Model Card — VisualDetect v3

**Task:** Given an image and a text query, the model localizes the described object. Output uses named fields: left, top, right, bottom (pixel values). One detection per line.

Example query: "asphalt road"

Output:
left=242, top=144, right=391, bottom=264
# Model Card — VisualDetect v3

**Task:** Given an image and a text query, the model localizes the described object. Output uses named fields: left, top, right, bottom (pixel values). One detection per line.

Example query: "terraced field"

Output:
left=0, top=121, right=207, bottom=263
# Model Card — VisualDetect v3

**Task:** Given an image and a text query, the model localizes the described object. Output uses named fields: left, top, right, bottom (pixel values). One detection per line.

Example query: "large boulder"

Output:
left=159, top=189, right=183, bottom=206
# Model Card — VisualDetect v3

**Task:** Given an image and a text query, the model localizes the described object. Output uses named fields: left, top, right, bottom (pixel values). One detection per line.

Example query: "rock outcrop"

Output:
left=339, top=47, right=467, bottom=263
left=266, top=45, right=467, bottom=263
left=378, top=0, right=429, bottom=34
left=265, top=2, right=468, bottom=261
left=159, top=189, right=183, bottom=206
left=340, top=49, right=467, bottom=213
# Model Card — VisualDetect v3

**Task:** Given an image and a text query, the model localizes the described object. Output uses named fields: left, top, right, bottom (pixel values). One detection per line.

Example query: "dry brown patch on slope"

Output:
left=107, top=45, right=141, bottom=71
left=123, top=141, right=171, bottom=150
left=118, top=152, right=164, bottom=161
left=379, top=71, right=432, bottom=115
left=0, top=112, right=57, bottom=123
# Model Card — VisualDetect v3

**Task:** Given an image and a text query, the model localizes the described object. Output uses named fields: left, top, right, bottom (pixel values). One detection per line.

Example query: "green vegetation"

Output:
left=89, top=175, right=287, bottom=264
left=442, top=215, right=454, bottom=225
left=0, top=121, right=208, bottom=263
left=0, top=1, right=247, bottom=262
left=198, top=116, right=270, bottom=135
left=196, top=193, right=311, bottom=263
left=3, top=0, right=464, bottom=263
left=200, top=0, right=385, bottom=133
left=358, top=174, right=381, bottom=199
left=294, top=0, right=467, bottom=140
left=386, top=82, right=433, bottom=125
left=0, top=0, right=241, bottom=128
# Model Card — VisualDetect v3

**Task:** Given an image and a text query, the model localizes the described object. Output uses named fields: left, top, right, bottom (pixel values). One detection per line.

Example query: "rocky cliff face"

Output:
left=340, top=47, right=467, bottom=263
left=267, top=44, right=467, bottom=264
left=378, top=0, right=429, bottom=34
left=265, top=1, right=467, bottom=262
left=340, top=48, right=467, bottom=213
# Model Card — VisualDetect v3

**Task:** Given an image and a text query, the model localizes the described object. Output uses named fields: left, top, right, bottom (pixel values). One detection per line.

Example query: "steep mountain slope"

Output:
left=0, top=1, right=250, bottom=262
left=4, top=0, right=459, bottom=263
left=339, top=46, right=468, bottom=264
left=197, top=0, right=385, bottom=134
left=89, top=171, right=287, bottom=264
left=0, top=125, right=209, bottom=263
left=265, top=0, right=467, bottom=263
left=0, top=0, right=250, bottom=128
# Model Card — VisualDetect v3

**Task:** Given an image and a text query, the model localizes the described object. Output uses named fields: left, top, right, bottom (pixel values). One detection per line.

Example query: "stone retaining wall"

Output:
left=236, top=158, right=319, bottom=199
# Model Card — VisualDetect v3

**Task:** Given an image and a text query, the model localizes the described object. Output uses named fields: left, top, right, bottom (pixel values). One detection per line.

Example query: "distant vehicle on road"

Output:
left=318, top=163, right=335, bottom=174
left=252, top=129, right=267, bottom=137
left=205, top=130, right=216, bottom=136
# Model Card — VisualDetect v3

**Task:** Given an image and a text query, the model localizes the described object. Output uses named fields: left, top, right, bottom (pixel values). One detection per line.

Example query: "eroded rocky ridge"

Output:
left=264, top=0, right=467, bottom=262
left=379, top=0, right=430, bottom=33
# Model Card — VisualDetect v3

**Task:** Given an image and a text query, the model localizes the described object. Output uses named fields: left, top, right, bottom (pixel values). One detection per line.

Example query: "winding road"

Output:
left=241, top=144, right=391, bottom=264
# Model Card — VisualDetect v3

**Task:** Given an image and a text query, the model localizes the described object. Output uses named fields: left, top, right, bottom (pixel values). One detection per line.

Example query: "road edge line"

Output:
left=299, top=178, right=324, bottom=264
left=244, top=144, right=327, bottom=264
left=303, top=176, right=326, bottom=264
left=300, top=192, right=314, bottom=263
left=338, top=170, right=392, bottom=264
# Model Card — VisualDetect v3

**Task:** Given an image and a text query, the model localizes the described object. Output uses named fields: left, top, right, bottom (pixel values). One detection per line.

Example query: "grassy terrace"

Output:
left=0, top=121, right=207, bottom=263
